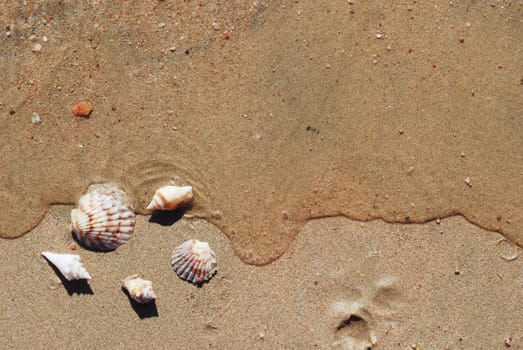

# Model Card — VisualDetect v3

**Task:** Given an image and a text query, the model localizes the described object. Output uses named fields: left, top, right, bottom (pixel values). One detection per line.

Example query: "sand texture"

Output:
left=0, top=1, right=522, bottom=348
left=0, top=209, right=521, bottom=349
left=1, top=0, right=522, bottom=264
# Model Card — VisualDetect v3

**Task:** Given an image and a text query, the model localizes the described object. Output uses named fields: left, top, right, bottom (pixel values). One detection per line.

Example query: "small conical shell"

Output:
left=146, top=185, right=193, bottom=211
left=171, top=239, right=217, bottom=284
left=71, top=190, right=136, bottom=251
left=42, top=251, right=92, bottom=281
left=122, top=275, right=156, bottom=304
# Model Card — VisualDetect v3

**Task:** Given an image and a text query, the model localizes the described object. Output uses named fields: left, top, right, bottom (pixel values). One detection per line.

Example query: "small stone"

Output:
left=6, top=31, right=11, bottom=37
left=169, top=46, right=176, bottom=52
left=460, top=151, right=465, bottom=157
left=375, top=33, right=383, bottom=39
left=72, top=101, right=93, bottom=117
left=347, top=0, right=354, bottom=4
left=465, top=21, right=472, bottom=27
left=29, top=34, right=37, bottom=41
left=407, top=165, right=415, bottom=174
left=504, top=337, right=512, bottom=347
left=459, top=37, right=465, bottom=43
left=398, top=129, right=404, bottom=135
left=436, top=218, right=441, bottom=224
left=31, top=112, right=42, bottom=125
left=42, top=36, right=48, bottom=42
left=158, top=22, right=166, bottom=29
left=31, top=43, right=42, bottom=52
left=223, top=31, right=230, bottom=40
left=454, top=268, right=461, bottom=275
left=325, top=63, right=332, bottom=69
left=464, top=177, right=472, bottom=187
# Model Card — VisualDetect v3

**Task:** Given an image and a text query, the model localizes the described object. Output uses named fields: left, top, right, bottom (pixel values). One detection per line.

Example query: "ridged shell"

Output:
left=122, top=275, right=156, bottom=304
left=146, top=185, right=193, bottom=211
left=71, top=191, right=136, bottom=251
left=41, top=251, right=92, bottom=281
left=171, top=239, right=217, bottom=284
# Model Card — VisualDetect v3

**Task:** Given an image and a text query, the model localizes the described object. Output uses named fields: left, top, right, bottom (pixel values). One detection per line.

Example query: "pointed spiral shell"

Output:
left=71, top=190, right=136, bottom=251
left=122, top=275, right=156, bottom=304
left=41, top=251, right=92, bottom=281
left=146, top=185, right=193, bottom=211
left=171, top=239, right=217, bottom=284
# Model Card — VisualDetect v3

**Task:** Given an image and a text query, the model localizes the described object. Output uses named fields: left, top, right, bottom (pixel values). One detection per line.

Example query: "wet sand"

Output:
left=0, top=1, right=522, bottom=348
left=1, top=0, right=522, bottom=265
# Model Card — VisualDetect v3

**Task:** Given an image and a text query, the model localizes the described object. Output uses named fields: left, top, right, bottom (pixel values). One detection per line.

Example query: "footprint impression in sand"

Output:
left=330, top=277, right=401, bottom=350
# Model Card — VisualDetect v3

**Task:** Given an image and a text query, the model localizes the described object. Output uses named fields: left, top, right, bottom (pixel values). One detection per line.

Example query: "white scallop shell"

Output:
left=171, top=239, right=217, bottom=284
left=146, top=185, right=193, bottom=211
left=42, top=251, right=92, bottom=281
left=71, top=190, right=136, bottom=251
left=122, top=275, right=156, bottom=304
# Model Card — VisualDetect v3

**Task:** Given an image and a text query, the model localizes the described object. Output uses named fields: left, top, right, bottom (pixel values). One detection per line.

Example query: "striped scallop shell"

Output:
left=71, top=191, right=136, bottom=251
left=171, top=239, right=217, bottom=284
left=146, top=185, right=193, bottom=211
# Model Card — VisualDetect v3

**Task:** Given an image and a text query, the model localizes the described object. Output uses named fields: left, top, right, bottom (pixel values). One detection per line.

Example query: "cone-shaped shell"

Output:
left=42, top=251, right=92, bottom=281
left=146, top=185, right=193, bottom=211
left=122, top=275, right=156, bottom=304
left=171, top=239, right=217, bottom=284
left=71, top=190, right=136, bottom=251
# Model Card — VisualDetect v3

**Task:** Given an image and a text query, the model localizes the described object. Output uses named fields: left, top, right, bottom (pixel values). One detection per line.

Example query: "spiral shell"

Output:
left=41, top=251, right=92, bottom=281
left=146, top=185, right=193, bottom=211
left=71, top=188, right=136, bottom=251
left=122, top=275, right=156, bottom=304
left=171, top=239, right=217, bottom=284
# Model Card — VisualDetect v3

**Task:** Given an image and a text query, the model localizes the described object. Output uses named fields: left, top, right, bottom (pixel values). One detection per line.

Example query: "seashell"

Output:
left=122, top=275, right=156, bottom=304
left=146, top=185, right=193, bottom=211
left=171, top=239, right=217, bottom=284
left=41, top=251, right=92, bottom=281
left=71, top=188, right=136, bottom=251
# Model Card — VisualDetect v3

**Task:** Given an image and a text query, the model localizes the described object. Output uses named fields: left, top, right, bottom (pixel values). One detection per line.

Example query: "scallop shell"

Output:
left=146, top=185, right=193, bottom=211
left=171, top=239, right=217, bottom=284
left=42, top=251, right=92, bottom=281
left=122, top=275, right=156, bottom=304
left=71, top=190, right=136, bottom=251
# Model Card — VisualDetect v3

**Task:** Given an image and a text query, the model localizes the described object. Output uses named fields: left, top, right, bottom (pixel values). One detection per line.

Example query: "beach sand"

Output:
left=0, top=1, right=522, bottom=348
left=0, top=209, right=521, bottom=349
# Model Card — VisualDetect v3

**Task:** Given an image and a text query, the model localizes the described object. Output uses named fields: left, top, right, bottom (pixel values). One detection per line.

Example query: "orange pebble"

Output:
left=72, top=101, right=93, bottom=117
left=70, top=243, right=77, bottom=250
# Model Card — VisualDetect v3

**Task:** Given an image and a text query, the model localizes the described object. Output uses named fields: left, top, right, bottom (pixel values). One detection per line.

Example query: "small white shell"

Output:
left=71, top=189, right=136, bottom=251
left=146, top=185, right=193, bottom=211
left=41, top=251, right=92, bottom=281
left=122, top=275, right=156, bottom=304
left=171, top=239, right=217, bottom=284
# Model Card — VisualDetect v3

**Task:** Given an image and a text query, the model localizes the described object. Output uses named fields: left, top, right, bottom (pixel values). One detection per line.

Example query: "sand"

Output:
left=0, top=209, right=521, bottom=349
left=0, top=1, right=522, bottom=349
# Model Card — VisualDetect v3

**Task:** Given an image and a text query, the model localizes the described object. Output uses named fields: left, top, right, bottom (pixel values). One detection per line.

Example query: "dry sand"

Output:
left=0, top=209, right=521, bottom=349
left=0, top=1, right=522, bottom=349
